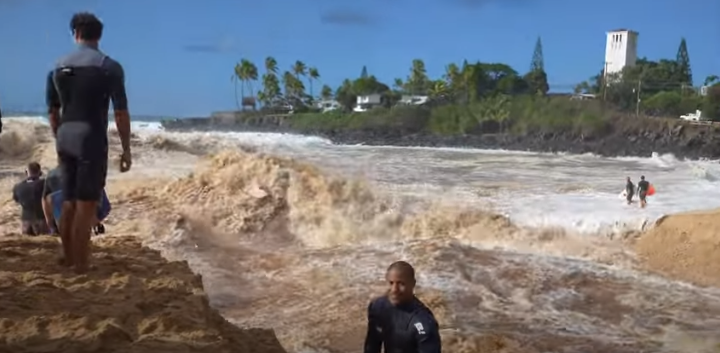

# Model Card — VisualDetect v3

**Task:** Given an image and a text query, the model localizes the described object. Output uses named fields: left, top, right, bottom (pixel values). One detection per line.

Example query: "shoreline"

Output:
left=159, top=118, right=720, bottom=160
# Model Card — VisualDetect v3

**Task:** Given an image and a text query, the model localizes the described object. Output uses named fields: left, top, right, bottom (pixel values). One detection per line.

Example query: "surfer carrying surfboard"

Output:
left=637, top=176, right=650, bottom=208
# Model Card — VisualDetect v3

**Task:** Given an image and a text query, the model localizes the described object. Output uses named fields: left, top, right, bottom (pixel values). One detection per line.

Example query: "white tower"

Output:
left=604, top=29, right=639, bottom=78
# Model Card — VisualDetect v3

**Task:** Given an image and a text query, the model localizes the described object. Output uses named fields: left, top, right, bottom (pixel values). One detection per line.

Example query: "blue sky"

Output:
left=0, top=0, right=717, bottom=116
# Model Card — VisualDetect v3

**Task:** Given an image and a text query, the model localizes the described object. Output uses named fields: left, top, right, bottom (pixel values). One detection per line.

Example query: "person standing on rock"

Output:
left=637, top=176, right=650, bottom=208
left=364, top=261, right=442, bottom=353
left=47, top=12, right=132, bottom=273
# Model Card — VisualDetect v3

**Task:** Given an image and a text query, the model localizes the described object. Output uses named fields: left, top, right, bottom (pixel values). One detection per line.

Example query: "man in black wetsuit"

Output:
left=625, top=177, right=635, bottom=205
left=364, top=261, right=442, bottom=353
left=47, top=12, right=132, bottom=273
left=637, top=175, right=650, bottom=209
left=12, top=162, right=49, bottom=235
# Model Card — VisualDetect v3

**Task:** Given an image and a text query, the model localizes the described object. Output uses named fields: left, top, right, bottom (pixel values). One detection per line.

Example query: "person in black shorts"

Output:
left=46, top=12, right=132, bottom=273
left=637, top=175, right=650, bottom=209
left=364, top=261, right=442, bottom=353
left=12, top=162, right=49, bottom=235
left=624, top=176, right=635, bottom=205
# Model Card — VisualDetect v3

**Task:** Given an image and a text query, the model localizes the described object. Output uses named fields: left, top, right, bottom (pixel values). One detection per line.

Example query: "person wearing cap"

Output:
left=12, top=162, right=49, bottom=235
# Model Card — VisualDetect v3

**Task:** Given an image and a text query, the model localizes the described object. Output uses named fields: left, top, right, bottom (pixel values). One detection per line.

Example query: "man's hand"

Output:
left=120, top=150, right=132, bottom=173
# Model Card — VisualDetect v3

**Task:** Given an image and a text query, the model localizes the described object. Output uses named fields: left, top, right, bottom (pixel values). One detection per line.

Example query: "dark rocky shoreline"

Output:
left=160, top=117, right=720, bottom=160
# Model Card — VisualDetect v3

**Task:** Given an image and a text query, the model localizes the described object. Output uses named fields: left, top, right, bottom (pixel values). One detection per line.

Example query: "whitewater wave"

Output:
left=3, top=119, right=720, bottom=352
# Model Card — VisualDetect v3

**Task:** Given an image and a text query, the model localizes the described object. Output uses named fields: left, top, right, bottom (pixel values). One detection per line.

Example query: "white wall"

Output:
left=604, top=30, right=638, bottom=76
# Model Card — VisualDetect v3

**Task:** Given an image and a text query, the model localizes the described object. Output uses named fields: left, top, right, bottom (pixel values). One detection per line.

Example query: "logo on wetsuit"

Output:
left=414, top=322, right=425, bottom=335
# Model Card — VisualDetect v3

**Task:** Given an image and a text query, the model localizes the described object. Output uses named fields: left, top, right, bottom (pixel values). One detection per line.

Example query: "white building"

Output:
left=398, top=95, right=429, bottom=106
left=700, top=85, right=709, bottom=96
left=353, top=94, right=383, bottom=112
left=315, top=99, right=341, bottom=113
left=604, top=29, right=639, bottom=78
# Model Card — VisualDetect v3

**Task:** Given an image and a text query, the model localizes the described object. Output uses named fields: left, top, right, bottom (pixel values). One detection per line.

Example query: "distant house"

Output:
left=700, top=85, right=709, bottom=96
left=315, top=99, right=341, bottom=113
left=680, top=110, right=704, bottom=121
left=398, top=95, right=429, bottom=106
left=354, top=93, right=383, bottom=112
left=570, top=93, right=597, bottom=100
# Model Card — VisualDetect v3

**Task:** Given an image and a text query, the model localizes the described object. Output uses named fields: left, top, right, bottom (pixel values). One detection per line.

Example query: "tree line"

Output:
left=232, top=37, right=719, bottom=120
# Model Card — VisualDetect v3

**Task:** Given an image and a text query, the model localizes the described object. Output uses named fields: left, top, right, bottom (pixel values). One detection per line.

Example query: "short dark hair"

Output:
left=70, top=12, right=103, bottom=41
left=387, top=261, right=415, bottom=281
left=27, top=162, right=41, bottom=175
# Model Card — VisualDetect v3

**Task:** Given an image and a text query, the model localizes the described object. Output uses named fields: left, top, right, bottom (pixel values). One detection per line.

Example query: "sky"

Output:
left=0, top=0, right=717, bottom=117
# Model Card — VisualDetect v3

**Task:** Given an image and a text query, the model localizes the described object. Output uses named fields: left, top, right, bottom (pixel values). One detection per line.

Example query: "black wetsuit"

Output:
left=364, top=296, right=442, bottom=353
left=637, top=180, right=649, bottom=201
left=13, top=176, right=48, bottom=235
left=625, top=181, right=635, bottom=202
left=46, top=44, right=127, bottom=202
left=0, top=101, right=3, bottom=133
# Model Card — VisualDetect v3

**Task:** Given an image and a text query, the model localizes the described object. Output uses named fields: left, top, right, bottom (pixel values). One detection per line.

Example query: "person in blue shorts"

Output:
left=42, top=166, right=106, bottom=236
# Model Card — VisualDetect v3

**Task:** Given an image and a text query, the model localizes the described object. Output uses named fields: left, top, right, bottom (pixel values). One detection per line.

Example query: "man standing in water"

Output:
left=47, top=12, right=132, bottom=273
left=364, top=261, right=442, bottom=353
left=637, top=175, right=650, bottom=208
left=625, top=176, right=635, bottom=205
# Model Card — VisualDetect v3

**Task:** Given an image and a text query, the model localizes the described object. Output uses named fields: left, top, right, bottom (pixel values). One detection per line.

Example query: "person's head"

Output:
left=26, top=162, right=41, bottom=178
left=70, top=12, right=103, bottom=45
left=626, top=176, right=631, bottom=182
left=641, top=175, right=645, bottom=181
left=385, top=261, right=416, bottom=305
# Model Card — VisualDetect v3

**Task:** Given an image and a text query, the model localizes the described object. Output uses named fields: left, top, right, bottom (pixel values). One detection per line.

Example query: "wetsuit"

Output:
left=364, top=296, right=442, bottom=353
left=625, top=180, right=635, bottom=202
left=0, top=101, right=3, bottom=133
left=46, top=44, right=127, bottom=202
left=637, top=180, right=649, bottom=202
left=13, top=176, right=49, bottom=235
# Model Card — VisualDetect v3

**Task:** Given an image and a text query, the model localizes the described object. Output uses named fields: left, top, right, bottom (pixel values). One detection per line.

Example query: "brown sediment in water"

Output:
left=0, top=235, right=286, bottom=353
left=635, top=209, right=720, bottom=288
left=2, top=120, right=720, bottom=352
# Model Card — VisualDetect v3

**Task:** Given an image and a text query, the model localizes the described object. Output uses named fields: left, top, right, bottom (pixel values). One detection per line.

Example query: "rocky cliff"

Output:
left=160, top=114, right=720, bottom=160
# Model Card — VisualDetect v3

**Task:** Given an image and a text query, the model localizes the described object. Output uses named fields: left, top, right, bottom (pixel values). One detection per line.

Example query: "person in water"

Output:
left=637, top=175, right=650, bottom=208
left=42, top=166, right=105, bottom=236
left=625, top=176, right=635, bottom=205
left=364, top=261, right=442, bottom=353
left=47, top=12, right=132, bottom=273
left=12, top=162, right=50, bottom=235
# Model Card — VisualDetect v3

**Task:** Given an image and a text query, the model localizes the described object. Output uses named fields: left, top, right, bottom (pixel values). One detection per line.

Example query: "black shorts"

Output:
left=639, top=191, right=647, bottom=201
left=58, top=152, right=108, bottom=202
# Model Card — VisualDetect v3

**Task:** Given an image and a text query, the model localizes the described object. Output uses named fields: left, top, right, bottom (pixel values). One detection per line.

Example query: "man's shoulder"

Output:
left=411, top=299, right=438, bottom=324
left=101, top=55, right=123, bottom=73
left=368, top=295, right=390, bottom=312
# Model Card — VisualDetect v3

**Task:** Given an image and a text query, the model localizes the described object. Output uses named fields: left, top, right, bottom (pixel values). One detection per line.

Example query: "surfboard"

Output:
left=647, top=184, right=656, bottom=196
left=51, top=190, right=111, bottom=222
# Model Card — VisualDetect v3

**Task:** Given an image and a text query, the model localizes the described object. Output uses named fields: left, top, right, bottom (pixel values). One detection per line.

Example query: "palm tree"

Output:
left=409, top=59, right=428, bottom=95
left=239, top=59, right=258, bottom=110
left=292, top=60, right=307, bottom=81
left=307, top=67, right=320, bottom=98
left=320, top=85, right=333, bottom=100
left=282, top=71, right=295, bottom=97
left=265, top=56, right=278, bottom=74
left=445, top=63, right=460, bottom=90
left=232, top=62, right=244, bottom=110
left=393, top=78, right=404, bottom=93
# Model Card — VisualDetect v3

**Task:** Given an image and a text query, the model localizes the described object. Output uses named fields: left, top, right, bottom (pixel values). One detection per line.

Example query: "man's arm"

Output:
left=45, top=70, right=61, bottom=136
left=12, top=185, right=19, bottom=204
left=363, top=301, right=383, bottom=353
left=108, top=60, right=131, bottom=152
left=413, top=313, right=442, bottom=353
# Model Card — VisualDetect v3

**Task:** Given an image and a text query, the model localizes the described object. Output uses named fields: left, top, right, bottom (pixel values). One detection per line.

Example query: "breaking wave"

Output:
left=2, top=119, right=720, bottom=352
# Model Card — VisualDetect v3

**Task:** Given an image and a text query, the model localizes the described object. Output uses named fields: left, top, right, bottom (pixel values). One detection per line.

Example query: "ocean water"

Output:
left=3, top=115, right=720, bottom=353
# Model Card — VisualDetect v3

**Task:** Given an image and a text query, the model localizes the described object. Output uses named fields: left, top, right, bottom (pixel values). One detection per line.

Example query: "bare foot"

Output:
left=57, top=257, right=74, bottom=267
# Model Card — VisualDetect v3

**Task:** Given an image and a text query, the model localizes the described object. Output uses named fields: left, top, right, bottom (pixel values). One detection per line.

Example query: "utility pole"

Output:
left=635, top=79, right=642, bottom=117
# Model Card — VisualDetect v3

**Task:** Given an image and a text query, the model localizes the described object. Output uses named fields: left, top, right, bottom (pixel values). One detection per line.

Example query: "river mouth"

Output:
left=2, top=119, right=720, bottom=353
